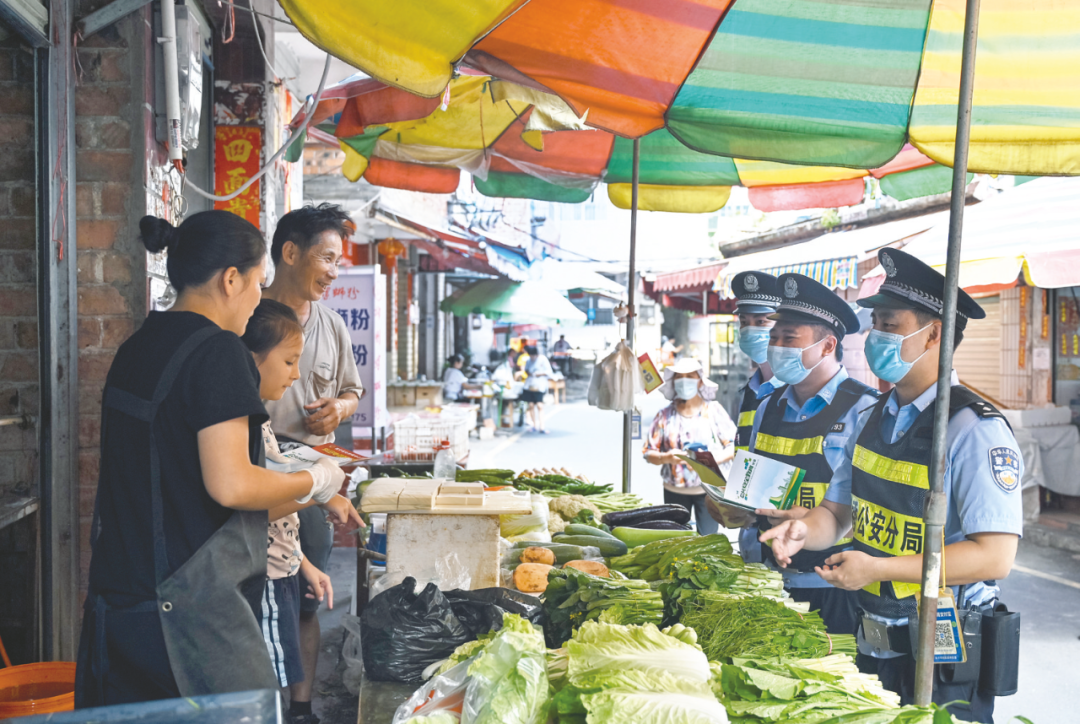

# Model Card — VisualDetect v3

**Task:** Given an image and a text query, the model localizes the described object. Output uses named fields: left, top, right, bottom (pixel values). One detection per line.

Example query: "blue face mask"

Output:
left=674, top=378, right=700, bottom=401
left=738, top=326, right=771, bottom=364
left=865, top=323, right=933, bottom=384
left=767, top=338, right=827, bottom=385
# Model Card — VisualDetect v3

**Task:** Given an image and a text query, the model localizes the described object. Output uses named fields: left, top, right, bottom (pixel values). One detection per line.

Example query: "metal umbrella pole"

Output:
left=913, top=0, right=982, bottom=705
left=621, top=138, right=641, bottom=494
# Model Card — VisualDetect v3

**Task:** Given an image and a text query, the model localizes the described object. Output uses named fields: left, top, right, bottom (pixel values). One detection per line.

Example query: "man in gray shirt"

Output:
left=263, top=203, right=363, bottom=724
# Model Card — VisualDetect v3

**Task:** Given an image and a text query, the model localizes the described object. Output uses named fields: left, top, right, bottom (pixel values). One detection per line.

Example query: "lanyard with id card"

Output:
left=915, top=533, right=966, bottom=664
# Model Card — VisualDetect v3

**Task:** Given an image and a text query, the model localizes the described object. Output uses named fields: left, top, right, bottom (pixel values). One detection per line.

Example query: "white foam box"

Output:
left=1001, top=406, right=1072, bottom=428
left=383, top=513, right=501, bottom=591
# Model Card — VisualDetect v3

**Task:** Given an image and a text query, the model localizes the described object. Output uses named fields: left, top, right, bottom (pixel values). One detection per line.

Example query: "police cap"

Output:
left=858, top=248, right=986, bottom=321
left=771, top=273, right=861, bottom=338
left=731, top=271, right=781, bottom=315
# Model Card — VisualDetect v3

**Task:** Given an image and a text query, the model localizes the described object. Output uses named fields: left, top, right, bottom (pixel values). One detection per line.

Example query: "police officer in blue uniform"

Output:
left=716, top=273, right=879, bottom=636
left=711, top=272, right=781, bottom=551
left=732, top=271, right=781, bottom=454
left=761, top=249, right=1023, bottom=723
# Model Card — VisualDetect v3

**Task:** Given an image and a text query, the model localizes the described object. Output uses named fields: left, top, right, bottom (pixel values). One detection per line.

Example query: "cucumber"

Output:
left=564, top=524, right=620, bottom=540
left=509, top=542, right=585, bottom=564
left=611, top=526, right=698, bottom=548
left=551, top=535, right=628, bottom=557
left=456, top=469, right=515, bottom=482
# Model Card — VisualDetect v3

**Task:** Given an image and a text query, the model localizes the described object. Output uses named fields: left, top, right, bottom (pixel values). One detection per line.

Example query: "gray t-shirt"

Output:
left=264, top=301, right=364, bottom=445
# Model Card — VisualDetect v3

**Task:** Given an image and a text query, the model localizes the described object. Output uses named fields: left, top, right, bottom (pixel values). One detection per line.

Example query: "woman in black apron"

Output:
left=75, top=211, right=345, bottom=707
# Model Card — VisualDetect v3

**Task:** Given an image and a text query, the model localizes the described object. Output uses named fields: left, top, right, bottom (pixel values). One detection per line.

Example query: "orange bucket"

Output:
left=0, top=662, right=76, bottom=718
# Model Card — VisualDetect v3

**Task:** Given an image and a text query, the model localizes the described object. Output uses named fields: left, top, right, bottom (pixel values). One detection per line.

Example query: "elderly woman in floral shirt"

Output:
left=643, top=358, right=736, bottom=534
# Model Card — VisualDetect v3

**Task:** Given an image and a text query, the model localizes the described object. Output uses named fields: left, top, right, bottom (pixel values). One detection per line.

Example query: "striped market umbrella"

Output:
left=283, top=0, right=1080, bottom=215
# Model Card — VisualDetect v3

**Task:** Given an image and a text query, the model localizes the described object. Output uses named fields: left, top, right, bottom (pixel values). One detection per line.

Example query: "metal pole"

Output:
left=621, top=139, right=640, bottom=494
left=913, top=0, right=981, bottom=705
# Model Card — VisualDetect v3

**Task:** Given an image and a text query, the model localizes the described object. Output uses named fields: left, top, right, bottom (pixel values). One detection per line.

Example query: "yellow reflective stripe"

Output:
left=852, top=445, right=929, bottom=490
left=735, top=445, right=750, bottom=453
left=851, top=495, right=925, bottom=558
left=755, top=433, right=823, bottom=457
left=738, top=410, right=756, bottom=427
left=863, top=581, right=881, bottom=596
left=893, top=581, right=922, bottom=599
left=793, top=481, right=828, bottom=510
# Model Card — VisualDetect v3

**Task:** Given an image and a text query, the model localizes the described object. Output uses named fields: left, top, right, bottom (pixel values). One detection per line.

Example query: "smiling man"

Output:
left=760, top=249, right=1022, bottom=723
left=262, top=203, right=363, bottom=724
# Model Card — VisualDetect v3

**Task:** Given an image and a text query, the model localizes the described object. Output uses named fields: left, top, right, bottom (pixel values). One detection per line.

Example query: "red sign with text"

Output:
left=214, top=126, right=261, bottom=226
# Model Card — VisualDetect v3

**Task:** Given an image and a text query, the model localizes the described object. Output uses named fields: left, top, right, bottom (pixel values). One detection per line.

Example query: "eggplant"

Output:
left=601, top=504, right=691, bottom=528
left=628, top=519, right=691, bottom=531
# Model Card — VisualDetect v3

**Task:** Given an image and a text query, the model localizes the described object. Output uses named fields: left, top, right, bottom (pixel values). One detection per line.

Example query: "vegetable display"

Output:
left=607, top=534, right=734, bottom=581
left=554, top=622, right=727, bottom=724
left=602, top=504, right=692, bottom=528
left=611, top=526, right=697, bottom=547
left=543, top=568, right=664, bottom=647
left=681, top=593, right=857, bottom=662
left=659, top=556, right=786, bottom=617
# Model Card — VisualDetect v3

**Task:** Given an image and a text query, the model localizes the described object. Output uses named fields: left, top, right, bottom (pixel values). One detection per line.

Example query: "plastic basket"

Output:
left=392, top=414, right=471, bottom=462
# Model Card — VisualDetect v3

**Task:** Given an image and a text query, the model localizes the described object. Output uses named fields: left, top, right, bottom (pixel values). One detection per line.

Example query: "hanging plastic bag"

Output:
left=341, top=613, right=365, bottom=696
left=587, top=341, right=643, bottom=411
left=499, top=494, right=551, bottom=543
left=361, top=578, right=474, bottom=684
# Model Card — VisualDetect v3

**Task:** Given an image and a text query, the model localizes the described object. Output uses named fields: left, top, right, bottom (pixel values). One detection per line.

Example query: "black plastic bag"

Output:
left=445, top=587, right=546, bottom=634
left=360, top=578, right=473, bottom=683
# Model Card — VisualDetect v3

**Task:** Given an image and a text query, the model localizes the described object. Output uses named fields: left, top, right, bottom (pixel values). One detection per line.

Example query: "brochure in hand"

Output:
left=266, top=442, right=366, bottom=474
left=678, top=449, right=805, bottom=513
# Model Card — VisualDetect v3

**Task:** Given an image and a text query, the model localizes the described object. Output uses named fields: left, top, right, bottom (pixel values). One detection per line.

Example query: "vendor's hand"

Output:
left=303, top=565, right=334, bottom=609
left=706, top=498, right=755, bottom=529
left=321, top=494, right=364, bottom=529
left=758, top=519, right=810, bottom=568
left=755, top=505, right=811, bottom=527
left=816, top=551, right=881, bottom=591
left=303, top=397, right=348, bottom=437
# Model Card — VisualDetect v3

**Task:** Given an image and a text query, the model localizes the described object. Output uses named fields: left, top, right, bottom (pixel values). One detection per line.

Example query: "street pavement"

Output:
left=469, top=395, right=1080, bottom=724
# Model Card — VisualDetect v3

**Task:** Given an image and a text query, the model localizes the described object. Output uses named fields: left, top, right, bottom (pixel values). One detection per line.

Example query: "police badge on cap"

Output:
left=732, top=271, right=781, bottom=315
left=858, top=248, right=986, bottom=320
left=772, top=273, right=861, bottom=337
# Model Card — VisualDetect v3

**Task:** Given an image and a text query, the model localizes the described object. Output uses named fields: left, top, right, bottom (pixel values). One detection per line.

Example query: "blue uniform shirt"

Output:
left=742, top=367, right=878, bottom=586
left=826, top=372, right=1024, bottom=641
left=746, top=367, right=778, bottom=401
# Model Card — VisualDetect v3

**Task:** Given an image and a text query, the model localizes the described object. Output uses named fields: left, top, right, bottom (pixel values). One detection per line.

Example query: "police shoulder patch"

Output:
left=988, top=446, right=1020, bottom=493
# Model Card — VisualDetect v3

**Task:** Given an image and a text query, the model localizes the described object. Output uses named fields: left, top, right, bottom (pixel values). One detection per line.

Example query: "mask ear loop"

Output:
left=802, top=335, right=833, bottom=376
left=902, top=322, right=936, bottom=367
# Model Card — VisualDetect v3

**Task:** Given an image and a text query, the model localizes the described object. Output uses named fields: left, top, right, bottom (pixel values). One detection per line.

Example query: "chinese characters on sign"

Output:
left=324, top=268, right=387, bottom=429
left=214, top=126, right=262, bottom=226
left=852, top=496, right=923, bottom=556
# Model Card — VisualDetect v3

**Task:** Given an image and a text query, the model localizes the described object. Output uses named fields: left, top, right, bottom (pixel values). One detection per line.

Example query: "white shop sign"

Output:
left=322, top=266, right=387, bottom=429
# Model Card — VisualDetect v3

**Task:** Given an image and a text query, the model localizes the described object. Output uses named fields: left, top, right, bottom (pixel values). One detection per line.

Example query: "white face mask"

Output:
left=673, top=378, right=700, bottom=401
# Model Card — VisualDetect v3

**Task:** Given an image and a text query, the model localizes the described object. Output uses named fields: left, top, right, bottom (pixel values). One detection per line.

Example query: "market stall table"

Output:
left=548, top=376, right=566, bottom=405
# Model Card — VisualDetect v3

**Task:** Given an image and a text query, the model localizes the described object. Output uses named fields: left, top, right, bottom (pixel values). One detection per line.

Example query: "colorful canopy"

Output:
left=281, top=0, right=1080, bottom=206
left=291, top=74, right=964, bottom=214
left=440, top=278, right=588, bottom=326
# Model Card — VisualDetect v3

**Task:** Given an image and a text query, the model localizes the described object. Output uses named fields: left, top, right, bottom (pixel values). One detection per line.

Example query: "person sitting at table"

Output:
left=442, top=354, right=468, bottom=402
left=552, top=335, right=573, bottom=375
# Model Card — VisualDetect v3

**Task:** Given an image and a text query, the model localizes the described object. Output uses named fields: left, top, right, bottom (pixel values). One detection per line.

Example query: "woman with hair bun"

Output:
left=76, top=211, right=352, bottom=707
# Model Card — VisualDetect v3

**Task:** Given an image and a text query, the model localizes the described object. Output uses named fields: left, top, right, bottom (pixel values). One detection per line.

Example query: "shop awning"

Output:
left=866, top=178, right=1080, bottom=292
left=530, top=258, right=625, bottom=299
left=374, top=208, right=533, bottom=281
left=651, top=262, right=728, bottom=295
left=715, top=211, right=948, bottom=297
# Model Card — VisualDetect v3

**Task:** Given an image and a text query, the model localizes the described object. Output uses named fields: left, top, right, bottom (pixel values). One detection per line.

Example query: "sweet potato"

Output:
left=520, top=546, right=556, bottom=565
left=563, top=560, right=610, bottom=577
left=513, top=562, right=554, bottom=592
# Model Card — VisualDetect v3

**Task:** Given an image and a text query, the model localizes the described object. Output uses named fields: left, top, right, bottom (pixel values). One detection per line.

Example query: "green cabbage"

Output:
left=582, top=689, right=729, bottom=723
left=462, top=614, right=549, bottom=724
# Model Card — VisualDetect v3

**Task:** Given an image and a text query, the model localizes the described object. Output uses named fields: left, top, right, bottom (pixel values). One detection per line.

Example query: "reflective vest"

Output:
left=851, top=385, right=1006, bottom=619
left=752, top=377, right=877, bottom=573
left=734, top=380, right=761, bottom=453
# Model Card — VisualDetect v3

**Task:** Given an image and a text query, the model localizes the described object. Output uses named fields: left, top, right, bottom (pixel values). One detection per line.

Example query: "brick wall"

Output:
left=0, top=39, right=40, bottom=500
left=73, top=7, right=150, bottom=591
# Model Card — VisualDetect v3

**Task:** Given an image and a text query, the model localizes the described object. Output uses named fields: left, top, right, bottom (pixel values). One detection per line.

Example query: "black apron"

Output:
left=76, top=326, right=277, bottom=706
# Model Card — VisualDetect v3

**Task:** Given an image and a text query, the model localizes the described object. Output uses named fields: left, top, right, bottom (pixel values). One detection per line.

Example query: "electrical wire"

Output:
left=184, top=53, right=332, bottom=202
left=217, top=0, right=295, bottom=24
left=247, top=0, right=286, bottom=81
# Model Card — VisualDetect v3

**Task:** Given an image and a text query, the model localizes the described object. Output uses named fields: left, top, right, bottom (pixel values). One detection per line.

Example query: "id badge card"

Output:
left=918, top=588, right=966, bottom=664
